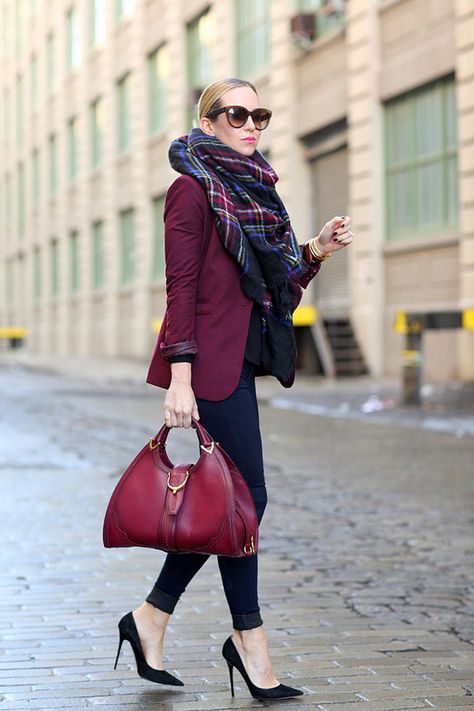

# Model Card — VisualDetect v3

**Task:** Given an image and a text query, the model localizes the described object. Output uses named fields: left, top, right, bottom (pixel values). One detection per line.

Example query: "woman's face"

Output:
left=200, top=86, right=262, bottom=157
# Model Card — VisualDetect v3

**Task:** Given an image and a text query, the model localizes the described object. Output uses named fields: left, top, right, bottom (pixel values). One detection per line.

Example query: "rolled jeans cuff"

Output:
left=232, top=610, right=263, bottom=630
left=146, top=585, right=179, bottom=614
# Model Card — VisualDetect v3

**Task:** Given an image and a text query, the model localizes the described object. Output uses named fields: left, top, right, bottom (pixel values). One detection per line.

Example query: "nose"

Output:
left=244, top=115, right=256, bottom=131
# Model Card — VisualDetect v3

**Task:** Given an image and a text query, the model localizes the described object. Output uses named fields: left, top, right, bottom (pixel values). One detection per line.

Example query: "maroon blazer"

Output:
left=146, top=175, right=320, bottom=401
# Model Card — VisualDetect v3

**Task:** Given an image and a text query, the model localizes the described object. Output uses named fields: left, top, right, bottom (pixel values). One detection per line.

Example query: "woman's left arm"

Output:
left=298, top=215, right=354, bottom=288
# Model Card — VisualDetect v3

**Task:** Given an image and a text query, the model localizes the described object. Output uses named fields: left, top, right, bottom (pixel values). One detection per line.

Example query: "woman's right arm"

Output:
left=161, top=176, right=206, bottom=428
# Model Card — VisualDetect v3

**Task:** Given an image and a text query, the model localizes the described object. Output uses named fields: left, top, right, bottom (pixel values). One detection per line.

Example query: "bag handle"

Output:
left=149, top=417, right=214, bottom=453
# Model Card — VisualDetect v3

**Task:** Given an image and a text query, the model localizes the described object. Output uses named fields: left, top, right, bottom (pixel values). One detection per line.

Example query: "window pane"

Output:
left=445, top=82, right=458, bottom=151
left=415, top=86, right=442, bottom=159
left=446, top=155, right=458, bottom=226
left=148, top=45, right=168, bottom=134
left=70, top=231, right=80, bottom=293
left=416, top=160, right=443, bottom=228
left=30, top=54, right=38, bottom=111
left=90, top=0, right=106, bottom=46
left=33, top=246, right=41, bottom=300
left=90, top=98, right=104, bottom=168
left=32, top=149, right=40, bottom=205
left=187, top=9, right=214, bottom=126
left=119, top=209, right=134, bottom=284
left=152, top=196, right=165, bottom=281
left=50, top=239, right=59, bottom=295
left=16, top=74, right=24, bottom=146
left=46, top=33, right=55, bottom=91
left=18, top=162, right=25, bottom=239
left=92, top=221, right=105, bottom=289
left=66, top=7, right=81, bottom=71
left=49, top=134, right=57, bottom=194
left=68, top=118, right=78, bottom=182
left=117, top=0, right=134, bottom=21
left=117, top=75, right=131, bottom=153
left=236, top=0, right=271, bottom=76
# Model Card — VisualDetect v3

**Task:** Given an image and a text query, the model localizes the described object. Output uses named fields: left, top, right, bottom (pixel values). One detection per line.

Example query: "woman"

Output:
left=115, top=78, right=353, bottom=699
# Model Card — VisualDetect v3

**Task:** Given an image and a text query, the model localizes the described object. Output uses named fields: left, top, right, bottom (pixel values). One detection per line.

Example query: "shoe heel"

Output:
left=114, top=630, right=125, bottom=670
left=227, top=661, right=235, bottom=697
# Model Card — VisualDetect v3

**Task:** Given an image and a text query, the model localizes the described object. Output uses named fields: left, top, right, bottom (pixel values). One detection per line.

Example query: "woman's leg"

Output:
left=196, top=362, right=278, bottom=687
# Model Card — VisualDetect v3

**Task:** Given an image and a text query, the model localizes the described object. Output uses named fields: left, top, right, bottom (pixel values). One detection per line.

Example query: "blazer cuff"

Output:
left=160, top=339, right=198, bottom=360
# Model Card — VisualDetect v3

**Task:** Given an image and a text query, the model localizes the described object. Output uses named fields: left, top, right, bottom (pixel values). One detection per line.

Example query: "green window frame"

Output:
left=235, top=0, right=271, bottom=77
left=90, top=97, right=104, bottom=169
left=151, top=195, right=165, bottom=282
left=90, top=0, right=106, bottom=46
left=32, top=148, right=40, bottom=205
left=33, top=245, right=41, bottom=300
left=68, top=117, right=78, bottom=182
left=186, top=9, right=214, bottom=128
left=116, top=0, right=134, bottom=22
left=119, top=208, right=135, bottom=284
left=17, top=162, right=25, bottom=239
left=66, top=6, right=81, bottom=71
left=48, top=134, right=57, bottom=194
left=69, top=230, right=80, bottom=294
left=117, top=74, right=131, bottom=154
left=30, top=54, right=38, bottom=112
left=16, top=73, right=24, bottom=147
left=385, top=77, right=458, bottom=239
left=92, top=220, right=105, bottom=290
left=46, top=32, right=55, bottom=92
left=148, top=44, right=168, bottom=135
left=50, top=238, right=59, bottom=296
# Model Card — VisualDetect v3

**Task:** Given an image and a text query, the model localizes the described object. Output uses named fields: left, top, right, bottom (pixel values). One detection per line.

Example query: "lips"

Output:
left=242, top=138, right=256, bottom=143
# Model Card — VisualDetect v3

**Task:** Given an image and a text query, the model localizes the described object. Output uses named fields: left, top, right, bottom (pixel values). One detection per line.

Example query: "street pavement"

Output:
left=1, top=355, right=473, bottom=710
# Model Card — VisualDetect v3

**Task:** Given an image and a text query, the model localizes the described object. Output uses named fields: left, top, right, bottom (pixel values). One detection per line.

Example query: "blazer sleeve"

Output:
left=297, top=242, right=322, bottom=289
left=159, top=175, right=208, bottom=360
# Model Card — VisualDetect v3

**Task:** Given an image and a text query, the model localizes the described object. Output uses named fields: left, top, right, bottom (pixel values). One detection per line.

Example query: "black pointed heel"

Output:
left=222, top=636, right=303, bottom=700
left=114, top=612, right=184, bottom=686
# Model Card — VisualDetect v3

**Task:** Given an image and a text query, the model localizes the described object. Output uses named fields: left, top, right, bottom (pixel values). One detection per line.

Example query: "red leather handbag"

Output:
left=103, top=418, right=257, bottom=557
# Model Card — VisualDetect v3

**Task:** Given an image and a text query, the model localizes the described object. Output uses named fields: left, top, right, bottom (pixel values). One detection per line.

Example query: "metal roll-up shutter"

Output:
left=311, top=147, right=349, bottom=316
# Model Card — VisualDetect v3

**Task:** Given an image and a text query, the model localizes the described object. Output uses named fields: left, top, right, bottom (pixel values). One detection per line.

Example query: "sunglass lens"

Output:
left=227, top=106, right=248, bottom=127
left=253, top=110, right=271, bottom=129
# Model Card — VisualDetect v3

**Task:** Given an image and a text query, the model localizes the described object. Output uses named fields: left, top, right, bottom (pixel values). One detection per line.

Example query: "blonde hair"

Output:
left=197, top=78, right=258, bottom=122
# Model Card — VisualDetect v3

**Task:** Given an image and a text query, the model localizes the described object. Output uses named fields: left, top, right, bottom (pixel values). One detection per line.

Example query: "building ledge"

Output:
left=384, top=231, right=459, bottom=255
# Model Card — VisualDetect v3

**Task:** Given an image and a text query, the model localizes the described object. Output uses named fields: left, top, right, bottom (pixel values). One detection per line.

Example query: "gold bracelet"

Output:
left=308, top=237, right=332, bottom=262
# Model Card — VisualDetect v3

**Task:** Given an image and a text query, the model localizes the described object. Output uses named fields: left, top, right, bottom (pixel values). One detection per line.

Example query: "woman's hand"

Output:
left=316, top=215, right=353, bottom=255
left=163, top=363, right=200, bottom=428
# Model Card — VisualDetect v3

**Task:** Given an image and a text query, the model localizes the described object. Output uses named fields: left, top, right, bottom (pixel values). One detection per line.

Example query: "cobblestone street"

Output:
left=1, top=360, right=473, bottom=710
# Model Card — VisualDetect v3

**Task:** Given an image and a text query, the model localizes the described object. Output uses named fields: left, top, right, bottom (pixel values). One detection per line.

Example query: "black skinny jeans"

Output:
left=146, top=360, right=267, bottom=630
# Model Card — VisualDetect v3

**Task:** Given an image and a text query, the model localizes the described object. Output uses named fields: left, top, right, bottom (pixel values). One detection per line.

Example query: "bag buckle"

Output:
left=243, top=535, right=255, bottom=555
left=200, top=441, right=215, bottom=455
left=167, top=470, right=189, bottom=495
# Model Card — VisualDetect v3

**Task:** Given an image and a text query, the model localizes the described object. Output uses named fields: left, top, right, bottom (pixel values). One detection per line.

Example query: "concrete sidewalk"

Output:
left=2, top=351, right=474, bottom=438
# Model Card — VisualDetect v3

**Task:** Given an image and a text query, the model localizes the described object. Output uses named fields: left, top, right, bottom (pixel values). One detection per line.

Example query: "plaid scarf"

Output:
left=168, top=128, right=303, bottom=382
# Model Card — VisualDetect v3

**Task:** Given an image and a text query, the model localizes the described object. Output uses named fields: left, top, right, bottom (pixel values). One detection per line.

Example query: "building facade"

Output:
left=1, top=0, right=473, bottom=381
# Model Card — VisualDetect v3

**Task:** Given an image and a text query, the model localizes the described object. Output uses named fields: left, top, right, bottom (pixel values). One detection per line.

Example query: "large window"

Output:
left=117, top=74, right=131, bottom=154
left=151, top=196, right=165, bottom=281
left=90, top=0, right=106, bottom=46
left=66, top=6, right=81, bottom=71
left=92, top=221, right=105, bottom=289
left=235, top=0, right=270, bottom=77
left=187, top=9, right=214, bottom=127
left=385, top=77, right=458, bottom=239
left=48, top=134, right=57, bottom=195
left=119, top=208, right=135, bottom=284
left=148, top=45, right=168, bottom=135
left=90, top=97, right=104, bottom=168
left=68, top=117, right=78, bottom=182
left=69, top=230, right=80, bottom=293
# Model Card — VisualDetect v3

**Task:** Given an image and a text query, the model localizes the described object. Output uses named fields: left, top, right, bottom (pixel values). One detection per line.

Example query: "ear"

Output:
left=200, top=116, right=215, bottom=135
